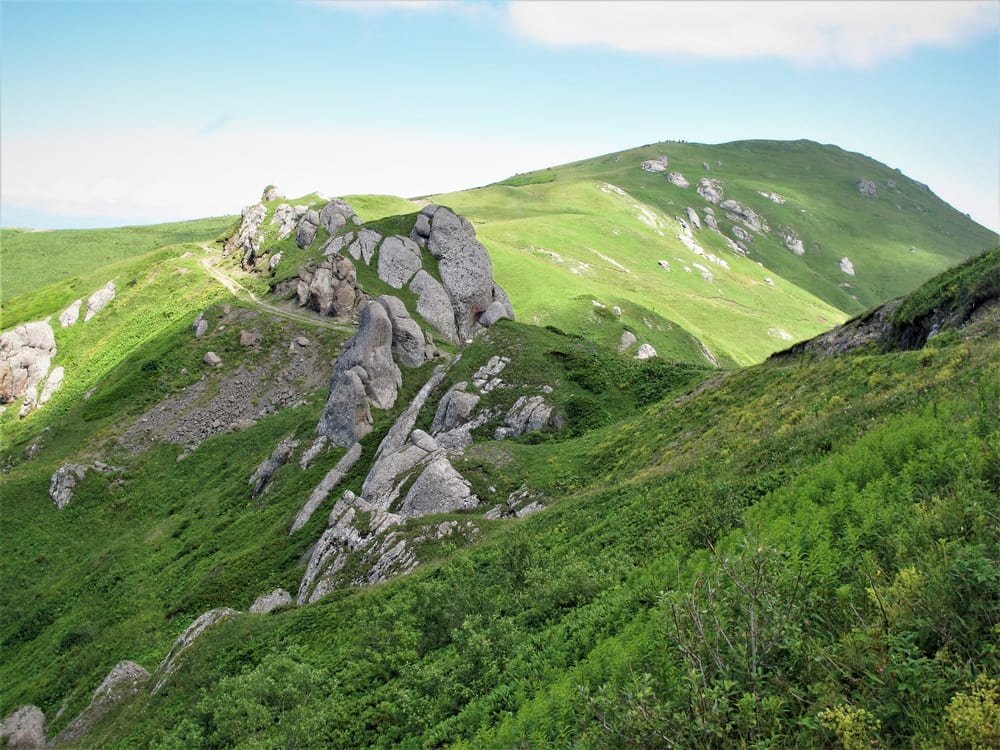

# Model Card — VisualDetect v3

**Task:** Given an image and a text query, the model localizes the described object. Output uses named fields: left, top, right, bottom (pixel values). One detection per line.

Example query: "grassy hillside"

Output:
left=431, top=139, right=996, bottom=364
left=2, top=247, right=997, bottom=748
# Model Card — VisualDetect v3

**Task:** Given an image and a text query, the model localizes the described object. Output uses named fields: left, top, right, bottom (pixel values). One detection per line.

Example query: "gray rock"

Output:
left=720, top=199, right=765, bottom=232
left=377, top=295, right=428, bottom=368
left=635, top=343, right=658, bottom=360
left=857, top=178, right=878, bottom=198
left=666, top=172, right=689, bottom=188
left=295, top=255, right=364, bottom=319
left=697, top=178, right=724, bottom=204
left=479, top=300, right=510, bottom=327
left=0, top=705, right=45, bottom=749
left=886, top=179, right=897, bottom=189
left=703, top=162, right=711, bottom=171
left=249, top=436, right=299, bottom=498
left=376, top=235, right=422, bottom=289
left=731, top=225, right=754, bottom=243
left=658, top=260, right=671, bottom=271
left=840, top=257, right=856, bottom=276
left=270, top=204, right=298, bottom=240
left=319, top=198, right=358, bottom=234
left=347, top=228, right=382, bottom=265
left=192, top=312, right=208, bottom=338
left=249, top=588, right=293, bottom=614
left=778, top=226, right=805, bottom=255
left=38, top=366, right=64, bottom=406
left=409, top=269, right=459, bottom=344
left=410, top=210, right=432, bottom=244
left=153, top=608, right=240, bottom=693
left=291, top=441, right=363, bottom=533
left=317, top=302, right=401, bottom=446
left=494, top=395, right=552, bottom=439
left=398, top=455, right=478, bottom=516
left=323, top=232, right=353, bottom=257
left=59, top=299, right=82, bottom=328
left=227, top=202, right=268, bottom=269
left=53, top=661, right=150, bottom=746
left=239, top=328, right=262, bottom=347
left=431, top=382, right=481, bottom=433
left=49, top=463, right=88, bottom=509
left=641, top=156, right=668, bottom=172
left=685, top=207, right=701, bottom=229
left=262, top=186, right=285, bottom=201
left=84, top=281, right=116, bottom=322
left=0, top=320, right=56, bottom=409
left=618, top=330, right=638, bottom=352
left=296, top=209, right=321, bottom=248
left=203, top=351, right=222, bottom=366
left=702, top=207, right=719, bottom=231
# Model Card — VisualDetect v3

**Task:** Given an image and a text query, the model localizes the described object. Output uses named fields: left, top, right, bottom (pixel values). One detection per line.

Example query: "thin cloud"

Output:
left=508, top=1, right=999, bottom=67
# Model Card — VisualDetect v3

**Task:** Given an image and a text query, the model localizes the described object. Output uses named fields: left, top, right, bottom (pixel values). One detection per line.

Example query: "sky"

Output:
left=1, top=0, right=998, bottom=231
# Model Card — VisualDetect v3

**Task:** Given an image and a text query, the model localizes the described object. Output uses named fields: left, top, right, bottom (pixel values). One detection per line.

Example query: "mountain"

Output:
left=1, top=141, right=998, bottom=749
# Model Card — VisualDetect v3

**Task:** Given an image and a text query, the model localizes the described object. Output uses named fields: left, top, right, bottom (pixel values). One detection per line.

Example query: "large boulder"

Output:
left=494, top=395, right=552, bottom=440
left=430, top=382, right=481, bottom=433
left=376, top=235, right=423, bottom=289
left=423, top=205, right=514, bottom=341
left=227, top=202, right=268, bottom=269
left=296, top=209, right=321, bottom=248
left=409, top=270, right=458, bottom=344
left=697, top=178, right=724, bottom=204
left=641, top=156, right=668, bottom=172
left=667, top=172, right=690, bottom=188
left=377, top=295, right=430, bottom=368
left=398, top=456, right=478, bottom=516
left=319, top=198, right=360, bottom=235
left=346, top=228, right=382, bottom=265
left=317, top=302, right=402, bottom=446
left=0, top=705, right=45, bottom=749
left=857, top=178, right=878, bottom=198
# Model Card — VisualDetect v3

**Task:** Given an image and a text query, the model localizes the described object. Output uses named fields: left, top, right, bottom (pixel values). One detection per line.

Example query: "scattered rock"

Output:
left=697, top=178, right=724, bottom=204
left=83, top=281, right=116, bottom=322
left=886, top=179, right=897, bottom=189
left=494, top=395, right=552, bottom=439
left=376, top=235, right=423, bottom=289
left=53, top=661, right=150, bottom=746
left=0, top=705, right=46, bottom=749
left=249, top=436, right=299, bottom=498
left=635, top=343, right=657, bottom=360
left=779, top=227, right=805, bottom=255
left=399, top=455, right=479, bottom=516
left=685, top=207, right=701, bottom=229
left=249, top=588, right=293, bottom=614
left=203, top=351, right=222, bottom=367
left=757, top=190, right=786, bottom=204
left=641, top=156, right=668, bottom=172
left=702, top=206, right=719, bottom=231
left=59, top=299, right=82, bottom=328
left=192, top=312, right=208, bottom=338
left=299, top=435, right=328, bottom=470
left=49, top=463, right=88, bottom=509
left=720, top=199, right=766, bottom=232
left=295, top=336, right=310, bottom=347
left=702, top=162, right=711, bottom=171
left=731, top=225, right=754, bottom=243
left=840, top=257, right=856, bottom=276
left=296, top=209, right=321, bottom=248
left=618, top=330, right=638, bottom=352
left=667, top=172, right=689, bottom=188
left=239, top=328, right=262, bottom=347
left=857, top=178, right=878, bottom=198
left=408, top=270, right=457, bottom=344
left=479, top=300, right=511, bottom=327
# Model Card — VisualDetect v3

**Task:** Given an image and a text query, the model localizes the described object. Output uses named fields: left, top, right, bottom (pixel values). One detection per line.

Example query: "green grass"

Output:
left=0, top=216, right=234, bottom=308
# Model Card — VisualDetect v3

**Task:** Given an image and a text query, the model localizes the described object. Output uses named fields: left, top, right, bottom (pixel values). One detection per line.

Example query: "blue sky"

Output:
left=1, top=0, right=998, bottom=231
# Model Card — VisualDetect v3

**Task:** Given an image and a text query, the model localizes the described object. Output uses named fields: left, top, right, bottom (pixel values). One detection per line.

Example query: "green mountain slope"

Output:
left=432, top=139, right=996, bottom=364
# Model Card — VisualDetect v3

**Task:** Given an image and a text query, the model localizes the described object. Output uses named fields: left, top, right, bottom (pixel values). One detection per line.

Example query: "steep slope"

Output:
left=432, top=139, right=997, bottom=364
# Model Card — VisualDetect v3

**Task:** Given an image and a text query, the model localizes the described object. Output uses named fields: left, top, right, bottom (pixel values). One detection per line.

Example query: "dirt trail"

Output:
left=199, top=246, right=353, bottom=333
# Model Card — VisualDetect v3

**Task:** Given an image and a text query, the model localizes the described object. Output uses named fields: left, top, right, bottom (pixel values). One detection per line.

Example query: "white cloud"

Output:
left=508, top=1, right=999, bottom=67
left=0, top=126, right=600, bottom=226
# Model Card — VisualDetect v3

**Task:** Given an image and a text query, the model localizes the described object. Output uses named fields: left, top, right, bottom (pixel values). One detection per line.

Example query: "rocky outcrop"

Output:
left=685, top=207, right=701, bottom=229
left=270, top=203, right=306, bottom=241
left=295, top=255, right=366, bottom=319
left=249, top=436, right=298, bottom=499
left=494, top=395, right=552, bottom=439
left=38, top=366, right=63, bottom=406
left=227, top=202, right=268, bottom=268
left=667, top=172, right=689, bottom=188
left=319, top=198, right=360, bottom=235
left=0, top=320, right=56, bottom=416
left=153, top=608, right=240, bottom=693
left=640, top=156, right=668, bottom=173
left=262, top=186, right=285, bottom=202
left=857, top=178, right=878, bottom=198
left=203, top=351, right=222, bottom=367
left=317, top=302, right=401, bottom=446
left=377, top=295, right=432, bottom=368
left=697, top=178, right=724, bottom=204
left=84, top=281, right=116, bottom=322
left=720, top=199, right=766, bottom=233
left=398, top=454, right=478, bottom=516
left=291, top=441, right=363, bottom=533
left=702, top=206, right=719, bottom=231
left=295, top=209, right=321, bottom=248
left=334, top=228, right=381, bottom=265
left=192, top=311, right=208, bottom=338
left=414, top=205, right=514, bottom=341
left=635, top=343, right=657, bottom=360
left=52, top=661, right=150, bottom=746
left=0, top=705, right=45, bottom=749
left=731, top=225, right=754, bottom=244
left=779, top=226, right=805, bottom=255
left=431, top=383, right=481, bottom=433
left=59, top=299, right=82, bottom=328
left=377, top=235, right=423, bottom=289
left=49, top=462, right=121, bottom=509
left=249, top=588, right=292, bottom=614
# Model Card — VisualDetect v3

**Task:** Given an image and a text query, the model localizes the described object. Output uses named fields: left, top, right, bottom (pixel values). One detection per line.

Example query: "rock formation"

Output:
left=295, top=255, right=366, bottom=319
left=319, top=198, right=360, bottom=234
left=249, top=436, right=298, bottom=499
left=227, top=202, right=268, bottom=269
left=667, top=172, right=689, bottom=188
left=697, top=178, right=724, bottom=204
left=377, top=235, right=423, bottom=289
left=153, top=608, right=240, bottom=693
left=295, top=209, right=321, bottom=248
left=640, top=156, right=668, bottom=172
left=59, top=299, right=82, bottom=328
left=857, top=178, right=878, bottom=198
left=249, top=588, right=293, bottom=614
left=52, top=661, right=150, bottom=746
left=0, top=320, right=56, bottom=414
left=0, top=705, right=45, bottom=749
